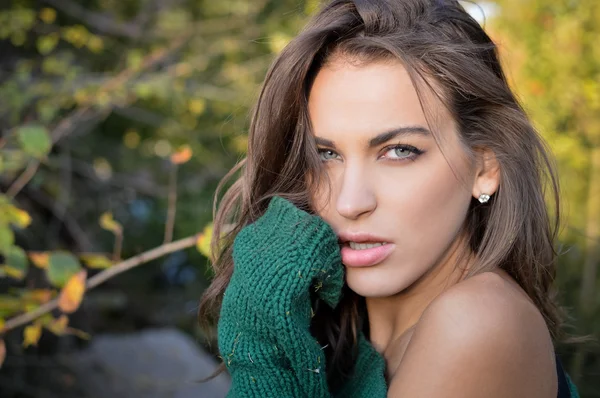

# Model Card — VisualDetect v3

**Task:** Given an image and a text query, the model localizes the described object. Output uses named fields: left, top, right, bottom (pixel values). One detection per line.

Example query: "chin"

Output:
left=345, top=270, right=407, bottom=298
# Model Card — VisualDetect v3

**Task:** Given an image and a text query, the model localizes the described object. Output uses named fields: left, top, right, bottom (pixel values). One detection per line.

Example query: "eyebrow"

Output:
left=314, top=125, right=431, bottom=149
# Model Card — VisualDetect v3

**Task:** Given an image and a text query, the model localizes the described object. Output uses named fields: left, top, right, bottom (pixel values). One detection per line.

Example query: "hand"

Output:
left=218, top=196, right=344, bottom=397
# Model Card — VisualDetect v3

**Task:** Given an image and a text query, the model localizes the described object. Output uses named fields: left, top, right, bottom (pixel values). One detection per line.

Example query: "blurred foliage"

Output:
left=0, top=0, right=598, bottom=395
left=0, top=0, right=317, bottom=370
left=491, top=0, right=600, bottom=394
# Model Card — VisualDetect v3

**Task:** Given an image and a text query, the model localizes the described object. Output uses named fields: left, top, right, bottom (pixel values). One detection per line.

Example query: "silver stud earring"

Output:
left=478, top=193, right=491, bottom=203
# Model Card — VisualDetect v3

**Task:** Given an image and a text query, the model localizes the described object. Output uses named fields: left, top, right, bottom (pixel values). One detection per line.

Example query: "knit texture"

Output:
left=333, top=332, right=388, bottom=397
left=217, top=196, right=387, bottom=397
left=216, top=195, right=576, bottom=397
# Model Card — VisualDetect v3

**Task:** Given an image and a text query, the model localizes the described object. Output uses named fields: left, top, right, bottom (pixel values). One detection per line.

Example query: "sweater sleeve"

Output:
left=217, top=196, right=389, bottom=397
left=218, top=196, right=341, bottom=397
left=333, top=332, right=388, bottom=398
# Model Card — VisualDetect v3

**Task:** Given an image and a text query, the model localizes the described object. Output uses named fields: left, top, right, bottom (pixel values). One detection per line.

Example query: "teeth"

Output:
left=348, top=242, right=385, bottom=250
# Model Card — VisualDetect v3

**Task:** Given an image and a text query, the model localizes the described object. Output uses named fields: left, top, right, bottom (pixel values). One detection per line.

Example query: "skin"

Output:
left=308, top=58, right=557, bottom=397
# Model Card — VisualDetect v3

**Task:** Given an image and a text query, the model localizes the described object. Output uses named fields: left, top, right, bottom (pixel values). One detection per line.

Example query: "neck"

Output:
left=365, top=236, right=474, bottom=355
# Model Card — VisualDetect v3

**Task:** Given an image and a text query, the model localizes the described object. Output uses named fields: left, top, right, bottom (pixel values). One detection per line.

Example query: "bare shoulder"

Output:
left=388, top=271, right=557, bottom=398
left=426, top=271, right=550, bottom=338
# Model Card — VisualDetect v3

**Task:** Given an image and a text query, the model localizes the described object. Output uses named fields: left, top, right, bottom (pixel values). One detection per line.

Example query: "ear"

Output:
left=472, top=147, right=500, bottom=201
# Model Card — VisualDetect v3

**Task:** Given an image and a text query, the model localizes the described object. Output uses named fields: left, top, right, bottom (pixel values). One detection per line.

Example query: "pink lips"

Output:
left=340, top=243, right=395, bottom=267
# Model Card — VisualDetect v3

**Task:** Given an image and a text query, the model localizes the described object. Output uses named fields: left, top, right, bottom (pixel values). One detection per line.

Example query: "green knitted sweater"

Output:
left=217, top=196, right=579, bottom=397
left=217, top=196, right=388, bottom=397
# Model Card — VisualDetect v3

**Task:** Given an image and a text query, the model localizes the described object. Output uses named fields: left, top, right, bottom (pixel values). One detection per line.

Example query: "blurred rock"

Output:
left=60, top=328, right=230, bottom=398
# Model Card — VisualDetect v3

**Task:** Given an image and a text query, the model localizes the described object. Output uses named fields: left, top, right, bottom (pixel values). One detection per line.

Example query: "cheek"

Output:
left=346, top=158, right=472, bottom=297
left=389, top=154, right=472, bottom=256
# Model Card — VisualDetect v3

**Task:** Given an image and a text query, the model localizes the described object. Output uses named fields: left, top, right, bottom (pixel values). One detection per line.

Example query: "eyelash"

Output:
left=381, top=144, right=425, bottom=161
left=317, top=144, right=425, bottom=162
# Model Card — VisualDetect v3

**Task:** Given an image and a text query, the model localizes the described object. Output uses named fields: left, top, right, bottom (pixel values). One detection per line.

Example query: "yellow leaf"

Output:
left=46, top=315, right=69, bottom=335
left=10, top=208, right=32, bottom=228
left=196, top=223, right=214, bottom=258
left=188, top=98, right=206, bottom=115
left=23, top=323, right=42, bottom=348
left=230, top=135, right=248, bottom=154
left=1, top=265, right=24, bottom=280
left=87, top=36, right=104, bottom=53
left=123, top=129, right=141, bottom=149
left=0, top=202, right=33, bottom=228
left=305, top=0, right=321, bottom=15
left=29, top=252, right=50, bottom=269
left=58, top=270, right=87, bottom=314
left=62, top=25, right=89, bottom=48
left=28, top=289, right=53, bottom=304
left=80, top=254, right=113, bottom=269
left=0, top=318, right=4, bottom=332
left=269, top=32, right=291, bottom=54
left=99, top=212, right=122, bottom=234
left=170, top=145, right=193, bottom=164
left=74, top=89, right=89, bottom=105
left=0, top=339, right=5, bottom=368
left=39, top=8, right=57, bottom=24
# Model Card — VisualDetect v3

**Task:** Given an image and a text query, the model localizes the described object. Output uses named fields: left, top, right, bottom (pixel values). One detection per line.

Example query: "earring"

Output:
left=478, top=193, right=491, bottom=203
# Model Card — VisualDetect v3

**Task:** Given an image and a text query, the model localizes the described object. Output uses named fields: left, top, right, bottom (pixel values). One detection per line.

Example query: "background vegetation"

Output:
left=0, top=0, right=598, bottom=396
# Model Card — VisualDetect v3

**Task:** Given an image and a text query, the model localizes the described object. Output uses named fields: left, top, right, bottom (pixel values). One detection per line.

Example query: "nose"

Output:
left=336, top=165, right=377, bottom=220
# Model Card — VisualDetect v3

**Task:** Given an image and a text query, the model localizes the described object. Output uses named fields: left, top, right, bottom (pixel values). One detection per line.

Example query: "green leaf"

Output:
left=36, top=33, right=60, bottom=55
left=0, top=149, right=28, bottom=172
left=47, top=252, right=82, bottom=288
left=0, top=295, right=23, bottom=318
left=1, top=246, right=29, bottom=280
left=126, top=50, right=144, bottom=70
left=36, top=102, right=59, bottom=123
left=16, top=125, right=52, bottom=158
left=0, top=226, right=14, bottom=253
left=41, top=56, right=69, bottom=76
left=10, top=31, right=26, bottom=47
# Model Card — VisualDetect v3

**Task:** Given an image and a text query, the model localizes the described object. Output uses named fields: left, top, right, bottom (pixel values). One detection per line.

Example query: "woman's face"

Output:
left=308, top=58, right=477, bottom=298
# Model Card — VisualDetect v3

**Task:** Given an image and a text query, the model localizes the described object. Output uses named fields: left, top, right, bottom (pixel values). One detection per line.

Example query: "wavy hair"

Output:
left=198, top=0, right=565, bottom=392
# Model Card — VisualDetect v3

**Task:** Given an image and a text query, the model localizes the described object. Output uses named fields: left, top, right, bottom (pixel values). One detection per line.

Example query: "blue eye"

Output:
left=382, top=145, right=424, bottom=161
left=318, top=148, right=340, bottom=161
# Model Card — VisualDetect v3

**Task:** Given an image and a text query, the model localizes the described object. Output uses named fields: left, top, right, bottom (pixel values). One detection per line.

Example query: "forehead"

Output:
left=307, top=59, right=454, bottom=140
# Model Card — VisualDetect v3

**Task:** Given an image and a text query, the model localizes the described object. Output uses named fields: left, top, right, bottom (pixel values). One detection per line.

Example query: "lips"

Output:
left=337, top=232, right=395, bottom=268
left=340, top=242, right=395, bottom=267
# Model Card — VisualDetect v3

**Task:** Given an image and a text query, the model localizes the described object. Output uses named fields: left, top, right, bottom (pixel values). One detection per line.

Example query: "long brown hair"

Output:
left=198, top=0, right=565, bottom=392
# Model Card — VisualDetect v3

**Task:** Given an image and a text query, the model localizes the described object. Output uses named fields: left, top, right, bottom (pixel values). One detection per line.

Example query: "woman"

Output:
left=199, top=0, right=579, bottom=396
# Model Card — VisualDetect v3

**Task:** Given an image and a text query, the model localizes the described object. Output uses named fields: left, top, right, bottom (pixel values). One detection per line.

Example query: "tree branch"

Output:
left=164, top=164, right=178, bottom=243
left=5, top=160, right=40, bottom=199
left=4, top=30, right=192, bottom=199
left=10, top=182, right=96, bottom=253
left=0, top=234, right=200, bottom=334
